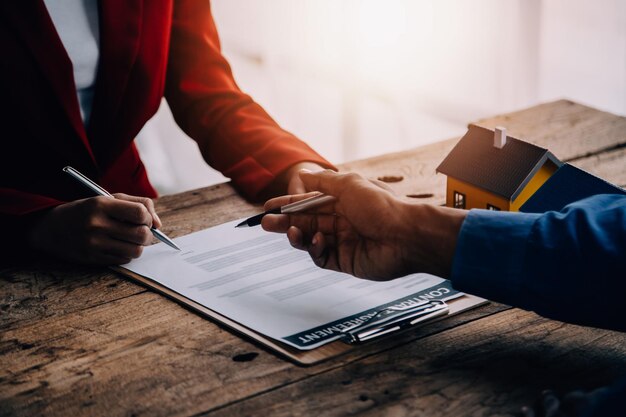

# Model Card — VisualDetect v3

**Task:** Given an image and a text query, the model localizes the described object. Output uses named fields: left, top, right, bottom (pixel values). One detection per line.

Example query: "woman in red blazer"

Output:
left=0, top=1, right=333, bottom=264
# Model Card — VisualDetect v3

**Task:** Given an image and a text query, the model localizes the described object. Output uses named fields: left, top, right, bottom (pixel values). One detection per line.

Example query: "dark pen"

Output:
left=63, top=166, right=180, bottom=250
left=236, top=194, right=337, bottom=228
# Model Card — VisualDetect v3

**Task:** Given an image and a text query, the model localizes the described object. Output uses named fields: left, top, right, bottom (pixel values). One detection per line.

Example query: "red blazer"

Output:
left=0, top=1, right=332, bottom=243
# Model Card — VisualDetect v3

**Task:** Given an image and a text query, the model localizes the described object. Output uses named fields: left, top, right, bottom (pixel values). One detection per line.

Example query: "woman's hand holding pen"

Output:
left=261, top=170, right=467, bottom=280
left=27, top=194, right=162, bottom=265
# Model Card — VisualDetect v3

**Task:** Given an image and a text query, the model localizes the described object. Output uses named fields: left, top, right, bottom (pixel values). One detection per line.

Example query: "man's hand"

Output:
left=262, top=170, right=467, bottom=280
left=27, top=194, right=162, bottom=265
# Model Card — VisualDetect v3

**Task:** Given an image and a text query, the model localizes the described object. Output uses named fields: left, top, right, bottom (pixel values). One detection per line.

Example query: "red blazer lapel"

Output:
left=89, top=0, right=144, bottom=152
left=1, top=1, right=96, bottom=164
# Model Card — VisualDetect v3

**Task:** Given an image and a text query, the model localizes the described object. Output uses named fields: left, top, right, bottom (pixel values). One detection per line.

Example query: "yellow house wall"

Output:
left=445, top=160, right=559, bottom=212
left=510, top=162, right=559, bottom=211
left=445, top=177, right=510, bottom=211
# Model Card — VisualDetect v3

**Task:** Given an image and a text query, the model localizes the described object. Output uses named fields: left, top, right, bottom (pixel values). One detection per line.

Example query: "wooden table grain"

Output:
left=2, top=100, right=625, bottom=417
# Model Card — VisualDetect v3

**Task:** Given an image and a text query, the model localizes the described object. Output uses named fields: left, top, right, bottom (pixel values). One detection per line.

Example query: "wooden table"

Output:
left=2, top=100, right=626, bottom=416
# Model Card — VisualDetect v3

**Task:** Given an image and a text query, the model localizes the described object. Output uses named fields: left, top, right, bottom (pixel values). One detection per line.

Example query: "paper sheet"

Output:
left=123, top=219, right=463, bottom=350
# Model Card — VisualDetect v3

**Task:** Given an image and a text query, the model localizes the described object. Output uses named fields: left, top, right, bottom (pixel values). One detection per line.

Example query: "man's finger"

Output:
left=285, top=227, right=343, bottom=274
left=286, top=226, right=305, bottom=250
left=264, top=192, right=320, bottom=211
left=308, top=232, right=342, bottom=273
left=262, top=212, right=338, bottom=235
left=261, top=213, right=292, bottom=233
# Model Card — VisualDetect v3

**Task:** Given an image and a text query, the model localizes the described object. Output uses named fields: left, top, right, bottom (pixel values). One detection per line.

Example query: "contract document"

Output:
left=123, top=219, right=468, bottom=350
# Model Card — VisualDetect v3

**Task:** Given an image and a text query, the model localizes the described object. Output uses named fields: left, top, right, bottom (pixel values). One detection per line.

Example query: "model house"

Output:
left=436, top=125, right=562, bottom=211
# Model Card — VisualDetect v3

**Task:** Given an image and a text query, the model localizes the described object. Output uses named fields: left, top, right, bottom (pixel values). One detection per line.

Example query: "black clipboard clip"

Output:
left=340, top=300, right=449, bottom=344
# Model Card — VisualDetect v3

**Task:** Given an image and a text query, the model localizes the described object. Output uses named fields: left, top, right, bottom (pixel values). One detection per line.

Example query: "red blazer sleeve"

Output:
left=164, top=1, right=334, bottom=200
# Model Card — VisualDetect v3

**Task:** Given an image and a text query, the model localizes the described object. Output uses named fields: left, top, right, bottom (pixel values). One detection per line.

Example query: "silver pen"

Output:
left=63, top=166, right=180, bottom=250
left=235, top=193, right=337, bottom=228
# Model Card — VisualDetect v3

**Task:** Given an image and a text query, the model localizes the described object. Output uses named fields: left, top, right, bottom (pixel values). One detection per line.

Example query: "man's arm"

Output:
left=263, top=170, right=626, bottom=332
left=452, top=194, right=626, bottom=332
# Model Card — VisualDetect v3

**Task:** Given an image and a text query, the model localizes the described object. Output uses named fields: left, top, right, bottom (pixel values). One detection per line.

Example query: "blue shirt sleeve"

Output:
left=450, top=194, right=626, bottom=332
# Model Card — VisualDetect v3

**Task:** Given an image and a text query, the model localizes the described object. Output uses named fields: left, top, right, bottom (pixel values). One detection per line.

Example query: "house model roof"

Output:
left=436, top=125, right=562, bottom=200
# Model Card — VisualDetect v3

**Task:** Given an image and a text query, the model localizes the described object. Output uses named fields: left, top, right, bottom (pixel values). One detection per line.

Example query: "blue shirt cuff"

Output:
left=450, top=209, right=541, bottom=305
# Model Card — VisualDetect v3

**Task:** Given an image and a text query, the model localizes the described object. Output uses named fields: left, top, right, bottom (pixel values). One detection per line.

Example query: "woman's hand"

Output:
left=27, top=194, right=162, bottom=265
left=258, top=162, right=327, bottom=200
left=285, top=162, right=326, bottom=194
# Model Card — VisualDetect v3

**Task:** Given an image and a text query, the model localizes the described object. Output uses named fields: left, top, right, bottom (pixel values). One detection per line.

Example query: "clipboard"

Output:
left=113, top=266, right=486, bottom=365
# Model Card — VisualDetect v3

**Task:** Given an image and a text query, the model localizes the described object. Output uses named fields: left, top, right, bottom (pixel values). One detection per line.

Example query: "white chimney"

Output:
left=494, top=127, right=507, bottom=149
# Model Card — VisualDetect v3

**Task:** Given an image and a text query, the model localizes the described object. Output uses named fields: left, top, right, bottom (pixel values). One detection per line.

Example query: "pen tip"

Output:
left=235, top=222, right=248, bottom=228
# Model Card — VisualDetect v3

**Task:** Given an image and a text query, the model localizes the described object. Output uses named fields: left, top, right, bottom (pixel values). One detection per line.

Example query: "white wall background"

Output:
left=136, top=0, right=626, bottom=195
